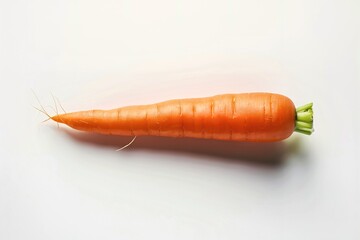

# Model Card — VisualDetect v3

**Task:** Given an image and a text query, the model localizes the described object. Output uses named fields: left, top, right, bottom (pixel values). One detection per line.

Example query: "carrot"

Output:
left=48, top=93, right=313, bottom=142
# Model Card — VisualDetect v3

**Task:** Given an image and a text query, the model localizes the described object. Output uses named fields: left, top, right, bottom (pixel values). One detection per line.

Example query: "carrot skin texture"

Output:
left=52, top=93, right=296, bottom=142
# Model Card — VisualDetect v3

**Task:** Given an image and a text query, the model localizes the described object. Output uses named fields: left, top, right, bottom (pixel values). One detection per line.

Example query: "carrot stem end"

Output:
left=295, top=103, right=314, bottom=135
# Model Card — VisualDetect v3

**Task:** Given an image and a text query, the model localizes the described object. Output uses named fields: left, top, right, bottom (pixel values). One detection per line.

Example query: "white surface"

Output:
left=1, top=0, right=359, bottom=239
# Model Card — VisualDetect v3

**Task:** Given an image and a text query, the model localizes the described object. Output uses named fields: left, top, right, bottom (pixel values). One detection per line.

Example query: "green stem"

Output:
left=294, top=102, right=314, bottom=135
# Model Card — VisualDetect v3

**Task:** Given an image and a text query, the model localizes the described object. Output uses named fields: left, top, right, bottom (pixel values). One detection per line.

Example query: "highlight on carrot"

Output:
left=35, top=93, right=314, bottom=142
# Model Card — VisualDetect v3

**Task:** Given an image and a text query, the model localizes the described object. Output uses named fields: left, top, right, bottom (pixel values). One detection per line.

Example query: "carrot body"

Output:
left=51, top=93, right=299, bottom=142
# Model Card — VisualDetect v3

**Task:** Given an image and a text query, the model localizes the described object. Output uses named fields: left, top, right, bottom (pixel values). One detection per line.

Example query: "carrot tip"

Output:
left=295, top=103, right=314, bottom=135
left=51, top=114, right=64, bottom=124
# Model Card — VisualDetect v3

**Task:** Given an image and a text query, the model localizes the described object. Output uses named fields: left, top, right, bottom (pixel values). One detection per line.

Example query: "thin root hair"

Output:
left=33, top=106, right=51, bottom=119
left=32, top=90, right=67, bottom=127
left=51, top=92, right=59, bottom=116
left=56, top=96, right=67, bottom=114
left=116, top=136, right=137, bottom=151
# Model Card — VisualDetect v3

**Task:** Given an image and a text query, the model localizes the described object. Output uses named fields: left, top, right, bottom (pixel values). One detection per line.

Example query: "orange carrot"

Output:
left=49, top=93, right=313, bottom=142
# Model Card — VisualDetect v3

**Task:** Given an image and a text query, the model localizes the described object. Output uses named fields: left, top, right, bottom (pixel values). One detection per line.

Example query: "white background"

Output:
left=1, top=0, right=359, bottom=239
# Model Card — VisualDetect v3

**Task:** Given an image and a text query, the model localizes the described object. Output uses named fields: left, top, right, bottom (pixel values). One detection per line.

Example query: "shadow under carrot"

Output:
left=56, top=127, right=306, bottom=167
